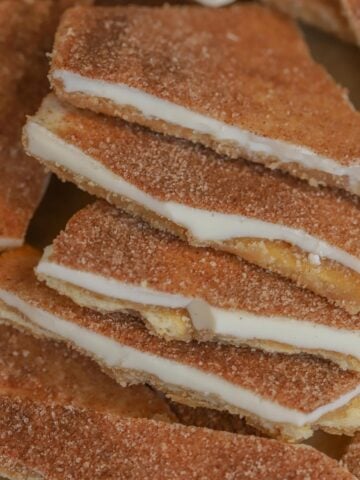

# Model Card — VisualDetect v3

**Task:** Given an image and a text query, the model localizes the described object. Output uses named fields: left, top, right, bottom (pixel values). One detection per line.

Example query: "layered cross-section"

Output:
left=24, top=95, right=360, bottom=313
left=34, top=201, right=360, bottom=371
left=1, top=247, right=360, bottom=441
left=0, top=316, right=173, bottom=422
left=50, top=5, right=360, bottom=194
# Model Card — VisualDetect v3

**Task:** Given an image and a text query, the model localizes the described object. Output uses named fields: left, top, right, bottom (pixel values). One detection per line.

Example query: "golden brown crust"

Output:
left=223, top=237, right=360, bottom=315
left=0, top=396, right=356, bottom=480
left=51, top=5, right=360, bottom=194
left=2, top=247, right=360, bottom=418
left=39, top=269, right=360, bottom=372
left=25, top=95, right=360, bottom=313
left=47, top=201, right=360, bottom=332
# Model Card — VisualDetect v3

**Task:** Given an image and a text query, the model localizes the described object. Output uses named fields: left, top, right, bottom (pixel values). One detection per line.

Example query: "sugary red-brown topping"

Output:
left=50, top=202, right=360, bottom=331
left=37, top=97, right=360, bottom=259
left=52, top=4, right=360, bottom=164
left=1, top=246, right=360, bottom=414
left=0, top=396, right=355, bottom=479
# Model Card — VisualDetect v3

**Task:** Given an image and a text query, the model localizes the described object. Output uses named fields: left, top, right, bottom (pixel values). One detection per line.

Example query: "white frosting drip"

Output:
left=1, top=287, right=359, bottom=426
left=53, top=70, right=360, bottom=190
left=25, top=117, right=360, bottom=275
left=36, top=259, right=360, bottom=359
left=0, top=238, right=22, bottom=250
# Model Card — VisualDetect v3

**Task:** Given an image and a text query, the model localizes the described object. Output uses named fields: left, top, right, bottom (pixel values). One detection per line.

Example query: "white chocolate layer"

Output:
left=0, top=238, right=22, bottom=250
left=53, top=70, right=360, bottom=190
left=25, top=113, right=360, bottom=275
left=195, top=0, right=236, bottom=6
left=36, top=258, right=360, bottom=359
left=1, top=287, right=359, bottom=426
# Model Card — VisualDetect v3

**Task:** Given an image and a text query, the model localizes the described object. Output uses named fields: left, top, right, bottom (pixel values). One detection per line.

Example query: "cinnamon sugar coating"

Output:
left=0, top=1, right=50, bottom=243
left=51, top=5, right=360, bottom=170
left=0, top=397, right=355, bottom=480
left=25, top=96, right=360, bottom=315
left=0, top=0, right=93, bottom=245
left=0, top=249, right=254, bottom=434
left=2, top=247, right=360, bottom=414
left=343, top=433, right=360, bottom=478
left=30, top=95, right=360, bottom=260
left=49, top=201, right=360, bottom=331
left=0, top=320, right=173, bottom=421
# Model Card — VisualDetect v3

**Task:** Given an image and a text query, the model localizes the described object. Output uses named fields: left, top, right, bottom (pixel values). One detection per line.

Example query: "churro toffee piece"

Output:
left=2, top=248, right=360, bottom=441
left=342, top=0, right=360, bottom=45
left=0, top=400, right=357, bottom=480
left=343, top=433, right=360, bottom=479
left=0, top=249, right=251, bottom=437
left=24, top=95, right=360, bottom=314
left=0, top=321, right=174, bottom=422
left=0, top=0, right=94, bottom=251
left=0, top=247, right=253, bottom=438
left=50, top=4, right=360, bottom=195
left=262, top=0, right=360, bottom=46
left=0, top=0, right=53, bottom=250
left=35, top=201, right=360, bottom=371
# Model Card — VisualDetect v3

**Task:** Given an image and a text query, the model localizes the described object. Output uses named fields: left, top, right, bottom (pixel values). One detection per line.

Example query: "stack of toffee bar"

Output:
left=1, top=1, right=360, bottom=477
left=22, top=1, right=360, bottom=441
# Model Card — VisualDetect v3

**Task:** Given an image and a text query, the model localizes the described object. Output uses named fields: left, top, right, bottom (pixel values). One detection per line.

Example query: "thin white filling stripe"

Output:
left=36, top=259, right=360, bottom=358
left=195, top=0, right=236, bottom=5
left=0, top=238, right=22, bottom=250
left=53, top=69, right=360, bottom=187
left=1, top=287, right=359, bottom=426
left=25, top=119, right=360, bottom=275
